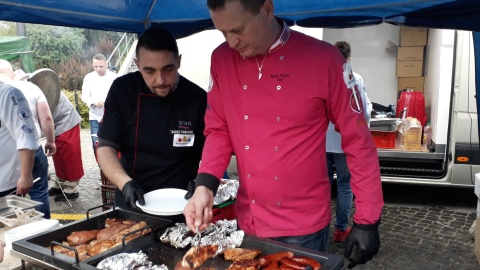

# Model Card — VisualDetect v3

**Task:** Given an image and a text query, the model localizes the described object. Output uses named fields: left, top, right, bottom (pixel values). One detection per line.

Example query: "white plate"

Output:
left=136, top=188, right=188, bottom=216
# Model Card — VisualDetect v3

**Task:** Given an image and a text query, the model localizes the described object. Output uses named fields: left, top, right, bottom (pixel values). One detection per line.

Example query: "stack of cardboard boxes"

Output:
left=396, top=26, right=428, bottom=95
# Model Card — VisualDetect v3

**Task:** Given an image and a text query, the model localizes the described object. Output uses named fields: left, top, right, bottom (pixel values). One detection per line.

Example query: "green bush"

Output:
left=62, top=90, right=90, bottom=129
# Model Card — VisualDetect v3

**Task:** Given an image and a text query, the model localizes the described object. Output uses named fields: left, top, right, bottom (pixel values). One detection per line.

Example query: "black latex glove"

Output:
left=122, top=180, right=145, bottom=211
left=344, top=219, right=381, bottom=269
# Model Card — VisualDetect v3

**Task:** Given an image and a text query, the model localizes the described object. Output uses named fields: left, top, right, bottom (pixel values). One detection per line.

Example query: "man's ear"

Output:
left=264, top=0, right=274, bottom=17
left=177, top=54, right=182, bottom=69
left=134, top=58, right=139, bottom=67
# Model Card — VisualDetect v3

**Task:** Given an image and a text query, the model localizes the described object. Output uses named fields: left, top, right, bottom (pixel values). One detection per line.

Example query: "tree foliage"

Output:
left=50, top=58, right=91, bottom=91
left=27, top=24, right=86, bottom=68
left=0, top=21, right=16, bottom=36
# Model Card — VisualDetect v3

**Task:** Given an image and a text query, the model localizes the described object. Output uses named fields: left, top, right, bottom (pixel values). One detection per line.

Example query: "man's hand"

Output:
left=184, top=186, right=214, bottom=233
left=44, top=142, right=56, bottom=156
left=16, top=174, right=34, bottom=195
left=345, top=220, right=381, bottom=269
left=122, top=180, right=145, bottom=211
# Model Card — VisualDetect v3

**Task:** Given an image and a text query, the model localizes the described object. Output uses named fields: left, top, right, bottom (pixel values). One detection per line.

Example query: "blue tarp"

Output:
left=0, top=0, right=479, bottom=132
left=0, top=0, right=479, bottom=36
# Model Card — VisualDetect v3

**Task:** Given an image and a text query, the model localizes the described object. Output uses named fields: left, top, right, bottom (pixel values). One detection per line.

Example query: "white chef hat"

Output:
left=14, top=69, right=30, bottom=81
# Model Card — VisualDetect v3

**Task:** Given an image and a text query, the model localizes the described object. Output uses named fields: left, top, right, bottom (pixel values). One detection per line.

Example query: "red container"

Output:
left=371, top=131, right=396, bottom=149
left=101, top=184, right=116, bottom=210
left=211, top=201, right=236, bottom=223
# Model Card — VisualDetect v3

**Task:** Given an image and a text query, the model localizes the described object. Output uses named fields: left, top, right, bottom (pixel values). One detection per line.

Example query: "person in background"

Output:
left=0, top=62, right=37, bottom=198
left=96, top=27, right=206, bottom=214
left=5, top=67, right=56, bottom=219
left=48, top=92, right=84, bottom=201
left=183, top=0, right=383, bottom=268
left=327, top=41, right=373, bottom=243
left=81, top=53, right=117, bottom=158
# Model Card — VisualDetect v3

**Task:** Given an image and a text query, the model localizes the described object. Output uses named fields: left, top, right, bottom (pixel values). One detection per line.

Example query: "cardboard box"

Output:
left=396, top=60, right=423, bottom=77
left=398, top=77, right=424, bottom=92
left=397, top=47, right=424, bottom=61
left=400, top=26, right=428, bottom=46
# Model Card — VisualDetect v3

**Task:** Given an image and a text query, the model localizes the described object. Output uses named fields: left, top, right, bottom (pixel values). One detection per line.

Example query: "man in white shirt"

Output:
left=5, top=66, right=56, bottom=218
left=81, top=54, right=117, bottom=158
left=0, top=61, right=38, bottom=198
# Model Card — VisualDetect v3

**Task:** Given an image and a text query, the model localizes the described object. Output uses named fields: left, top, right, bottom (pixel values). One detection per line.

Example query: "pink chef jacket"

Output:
left=199, top=23, right=384, bottom=238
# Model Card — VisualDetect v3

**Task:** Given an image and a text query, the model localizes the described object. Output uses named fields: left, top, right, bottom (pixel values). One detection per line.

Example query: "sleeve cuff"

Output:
left=195, top=173, right=220, bottom=196
left=97, top=137, right=120, bottom=151
left=354, top=217, right=381, bottom=230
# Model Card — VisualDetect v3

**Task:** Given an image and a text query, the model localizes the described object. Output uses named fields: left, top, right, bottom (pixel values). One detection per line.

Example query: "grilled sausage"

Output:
left=263, top=260, right=280, bottom=270
left=291, top=256, right=321, bottom=270
left=279, top=257, right=307, bottom=270
left=259, top=251, right=294, bottom=267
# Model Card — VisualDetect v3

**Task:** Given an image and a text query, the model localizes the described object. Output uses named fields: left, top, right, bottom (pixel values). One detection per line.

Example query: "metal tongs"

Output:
left=193, top=226, right=202, bottom=261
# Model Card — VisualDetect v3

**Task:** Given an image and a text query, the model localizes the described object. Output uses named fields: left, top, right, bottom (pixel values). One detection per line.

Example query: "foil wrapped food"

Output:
left=159, top=219, right=244, bottom=255
left=214, top=179, right=239, bottom=205
left=97, top=251, right=167, bottom=270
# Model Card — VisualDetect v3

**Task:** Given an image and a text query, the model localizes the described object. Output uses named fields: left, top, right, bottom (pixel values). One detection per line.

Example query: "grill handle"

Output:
left=86, top=202, right=116, bottom=219
left=121, top=224, right=154, bottom=247
left=50, top=240, right=80, bottom=264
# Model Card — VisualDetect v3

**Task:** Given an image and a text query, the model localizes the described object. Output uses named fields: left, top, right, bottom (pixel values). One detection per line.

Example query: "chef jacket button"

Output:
left=244, top=115, right=248, bottom=120
left=274, top=176, right=279, bottom=181
left=243, top=85, right=247, bottom=90
left=277, top=202, right=281, bottom=206
left=276, top=117, right=280, bottom=121
left=280, top=56, right=284, bottom=60
left=245, top=145, right=250, bottom=150
left=276, top=85, right=281, bottom=90
left=274, top=147, right=279, bottom=151
left=252, top=200, right=256, bottom=204
left=247, top=174, right=251, bottom=178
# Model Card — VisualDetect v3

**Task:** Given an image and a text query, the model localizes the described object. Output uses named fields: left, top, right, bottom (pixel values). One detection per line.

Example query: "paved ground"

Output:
left=39, top=128, right=480, bottom=269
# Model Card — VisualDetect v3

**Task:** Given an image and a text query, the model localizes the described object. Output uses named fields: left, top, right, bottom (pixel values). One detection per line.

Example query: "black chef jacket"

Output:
left=98, top=72, right=207, bottom=212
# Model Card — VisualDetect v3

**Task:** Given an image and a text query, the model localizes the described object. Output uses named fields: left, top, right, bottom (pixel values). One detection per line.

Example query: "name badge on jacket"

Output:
left=171, top=130, right=195, bottom=147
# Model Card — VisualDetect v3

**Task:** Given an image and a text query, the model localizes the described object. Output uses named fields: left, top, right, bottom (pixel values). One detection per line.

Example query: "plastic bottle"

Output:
left=423, top=122, right=432, bottom=148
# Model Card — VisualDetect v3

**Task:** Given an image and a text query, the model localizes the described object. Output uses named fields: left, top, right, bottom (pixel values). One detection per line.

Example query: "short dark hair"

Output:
left=136, top=27, right=179, bottom=59
left=93, top=54, right=106, bottom=61
left=334, top=41, right=351, bottom=60
left=207, top=0, right=266, bottom=15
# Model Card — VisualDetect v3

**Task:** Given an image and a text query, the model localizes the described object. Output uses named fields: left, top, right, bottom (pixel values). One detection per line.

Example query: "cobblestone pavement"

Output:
left=43, top=129, right=480, bottom=269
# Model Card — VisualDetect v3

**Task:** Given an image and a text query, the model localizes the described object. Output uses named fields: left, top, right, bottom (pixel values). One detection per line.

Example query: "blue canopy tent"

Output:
left=0, top=0, right=479, bottom=132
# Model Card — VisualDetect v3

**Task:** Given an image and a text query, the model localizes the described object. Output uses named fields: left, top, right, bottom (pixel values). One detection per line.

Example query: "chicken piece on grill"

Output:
left=51, top=243, right=90, bottom=261
left=227, top=259, right=260, bottom=270
left=112, top=221, right=150, bottom=244
left=104, top=218, right=136, bottom=227
left=223, top=248, right=262, bottom=261
left=96, top=223, right=134, bottom=241
left=66, top=230, right=100, bottom=246
left=181, top=244, right=218, bottom=269
left=87, top=239, right=115, bottom=256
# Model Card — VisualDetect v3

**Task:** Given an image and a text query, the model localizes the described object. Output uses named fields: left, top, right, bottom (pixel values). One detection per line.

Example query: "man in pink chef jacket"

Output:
left=184, top=0, right=384, bottom=268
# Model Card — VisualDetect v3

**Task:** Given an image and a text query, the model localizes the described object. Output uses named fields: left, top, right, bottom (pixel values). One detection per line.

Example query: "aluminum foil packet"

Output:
left=214, top=179, right=239, bottom=205
left=159, top=219, right=244, bottom=255
left=97, top=251, right=167, bottom=270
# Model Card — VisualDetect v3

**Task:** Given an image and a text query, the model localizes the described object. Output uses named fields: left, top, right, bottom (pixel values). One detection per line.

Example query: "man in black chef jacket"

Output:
left=96, top=27, right=207, bottom=215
